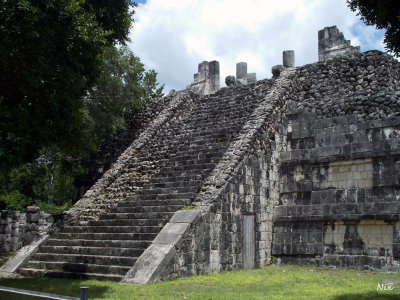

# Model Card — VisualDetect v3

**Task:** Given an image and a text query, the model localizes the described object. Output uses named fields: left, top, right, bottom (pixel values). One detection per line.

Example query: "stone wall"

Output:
left=272, top=50, right=400, bottom=271
left=0, top=207, right=50, bottom=254
left=127, top=50, right=400, bottom=283
left=157, top=154, right=271, bottom=281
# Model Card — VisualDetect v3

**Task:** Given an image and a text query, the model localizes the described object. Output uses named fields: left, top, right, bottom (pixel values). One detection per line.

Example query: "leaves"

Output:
left=0, top=44, right=164, bottom=213
left=347, top=0, right=400, bottom=56
left=0, top=0, right=134, bottom=174
left=84, top=45, right=164, bottom=146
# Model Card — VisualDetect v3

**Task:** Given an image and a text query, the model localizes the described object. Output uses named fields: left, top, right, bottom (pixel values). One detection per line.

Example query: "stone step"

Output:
left=19, top=268, right=123, bottom=281
left=54, top=232, right=158, bottom=240
left=99, top=211, right=174, bottom=220
left=185, top=120, right=250, bottom=131
left=182, top=126, right=242, bottom=136
left=147, top=174, right=204, bottom=184
left=158, top=169, right=210, bottom=178
left=189, top=112, right=254, bottom=122
left=88, top=218, right=166, bottom=227
left=32, top=253, right=137, bottom=266
left=173, top=149, right=227, bottom=158
left=38, top=245, right=144, bottom=257
left=184, top=139, right=231, bottom=147
left=62, top=225, right=161, bottom=234
left=111, top=205, right=183, bottom=214
left=158, top=163, right=215, bottom=174
left=134, top=187, right=197, bottom=196
left=130, top=189, right=198, bottom=200
left=143, top=180, right=203, bottom=190
left=25, top=261, right=130, bottom=276
left=118, top=198, right=192, bottom=207
left=45, top=239, right=151, bottom=248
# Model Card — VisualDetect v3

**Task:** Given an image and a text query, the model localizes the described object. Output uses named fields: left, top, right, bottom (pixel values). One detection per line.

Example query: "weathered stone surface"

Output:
left=0, top=235, right=49, bottom=275
left=122, top=244, right=176, bottom=284
left=283, top=50, right=295, bottom=67
left=170, top=210, right=201, bottom=224
left=225, top=75, right=241, bottom=87
left=236, top=62, right=247, bottom=80
left=318, top=25, right=360, bottom=61
left=0, top=207, right=50, bottom=254
left=187, top=60, right=220, bottom=95
left=272, top=65, right=285, bottom=78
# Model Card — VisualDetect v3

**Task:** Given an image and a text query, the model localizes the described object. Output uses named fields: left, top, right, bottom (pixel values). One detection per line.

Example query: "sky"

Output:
left=129, top=0, right=386, bottom=93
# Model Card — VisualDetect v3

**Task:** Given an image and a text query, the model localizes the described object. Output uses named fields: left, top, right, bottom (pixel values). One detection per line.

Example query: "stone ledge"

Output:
left=122, top=243, right=176, bottom=285
left=170, top=210, right=201, bottom=224
left=0, top=235, right=49, bottom=274
left=273, top=214, right=400, bottom=222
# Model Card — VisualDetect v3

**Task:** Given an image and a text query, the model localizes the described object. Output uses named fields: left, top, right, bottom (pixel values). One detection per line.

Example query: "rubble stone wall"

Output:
left=0, top=207, right=51, bottom=254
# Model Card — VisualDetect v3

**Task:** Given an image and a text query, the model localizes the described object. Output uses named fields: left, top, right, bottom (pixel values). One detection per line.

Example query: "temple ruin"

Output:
left=2, top=25, right=400, bottom=284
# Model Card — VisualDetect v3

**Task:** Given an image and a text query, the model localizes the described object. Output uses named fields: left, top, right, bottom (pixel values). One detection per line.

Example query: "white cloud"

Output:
left=129, top=0, right=386, bottom=93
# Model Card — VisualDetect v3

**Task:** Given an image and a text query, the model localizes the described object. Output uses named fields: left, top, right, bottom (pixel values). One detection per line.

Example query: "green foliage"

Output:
left=348, top=0, right=400, bottom=56
left=0, top=191, right=32, bottom=212
left=0, top=44, right=164, bottom=214
left=1, top=266, right=400, bottom=299
left=84, top=45, right=164, bottom=146
left=0, top=149, right=85, bottom=213
left=83, top=0, right=136, bottom=45
left=181, top=205, right=194, bottom=210
left=38, top=199, right=73, bottom=216
left=0, top=0, right=134, bottom=174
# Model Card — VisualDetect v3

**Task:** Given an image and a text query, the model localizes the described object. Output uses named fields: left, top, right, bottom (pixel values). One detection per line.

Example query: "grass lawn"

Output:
left=0, top=265, right=399, bottom=299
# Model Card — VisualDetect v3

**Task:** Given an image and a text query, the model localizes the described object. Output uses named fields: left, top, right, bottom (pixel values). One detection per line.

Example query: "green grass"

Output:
left=0, top=265, right=400, bottom=299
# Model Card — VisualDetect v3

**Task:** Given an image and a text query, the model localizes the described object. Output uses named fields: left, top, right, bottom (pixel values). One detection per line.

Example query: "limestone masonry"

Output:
left=6, top=26, right=400, bottom=282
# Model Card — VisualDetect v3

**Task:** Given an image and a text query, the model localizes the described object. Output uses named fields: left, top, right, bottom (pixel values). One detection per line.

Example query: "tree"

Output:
left=347, top=0, right=400, bottom=56
left=0, top=0, right=135, bottom=174
left=84, top=45, right=164, bottom=146
left=0, top=45, right=164, bottom=213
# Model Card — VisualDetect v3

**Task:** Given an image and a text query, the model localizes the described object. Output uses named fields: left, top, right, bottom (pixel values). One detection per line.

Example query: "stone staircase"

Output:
left=19, top=82, right=273, bottom=280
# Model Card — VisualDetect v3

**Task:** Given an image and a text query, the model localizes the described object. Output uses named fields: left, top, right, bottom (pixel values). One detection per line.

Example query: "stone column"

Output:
left=26, top=206, right=51, bottom=244
left=209, top=60, right=220, bottom=94
left=198, top=61, right=209, bottom=81
left=247, top=73, right=257, bottom=84
left=283, top=50, right=295, bottom=68
left=318, top=26, right=360, bottom=61
left=236, top=62, right=247, bottom=80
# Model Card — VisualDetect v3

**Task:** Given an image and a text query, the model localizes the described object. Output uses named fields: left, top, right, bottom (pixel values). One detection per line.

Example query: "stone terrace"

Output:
left=19, top=80, right=274, bottom=281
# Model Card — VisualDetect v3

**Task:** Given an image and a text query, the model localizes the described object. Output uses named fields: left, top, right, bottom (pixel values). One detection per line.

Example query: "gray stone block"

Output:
left=123, top=244, right=176, bottom=284
left=153, top=233, right=184, bottom=247
left=160, top=222, right=190, bottom=236
left=170, top=210, right=201, bottom=224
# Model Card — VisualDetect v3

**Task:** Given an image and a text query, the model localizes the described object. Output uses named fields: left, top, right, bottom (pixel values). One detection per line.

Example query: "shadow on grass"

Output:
left=333, top=292, right=400, bottom=300
left=0, top=277, right=111, bottom=300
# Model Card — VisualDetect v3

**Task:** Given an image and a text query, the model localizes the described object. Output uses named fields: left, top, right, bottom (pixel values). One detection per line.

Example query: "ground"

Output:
left=0, top=265, right=399, bottom=299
